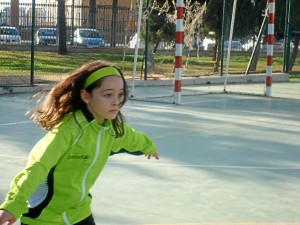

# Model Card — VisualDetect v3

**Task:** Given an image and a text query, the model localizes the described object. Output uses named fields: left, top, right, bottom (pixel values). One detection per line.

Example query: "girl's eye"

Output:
left=118, top=93, right=124, bottom=98
left=103, top=94, right=111, bottom=97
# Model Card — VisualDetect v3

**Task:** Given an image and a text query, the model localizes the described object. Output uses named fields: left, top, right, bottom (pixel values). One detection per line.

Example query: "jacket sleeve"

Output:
left=111, top=123, right=157, bottom=155
left=0, top=124, right=73, bottom=220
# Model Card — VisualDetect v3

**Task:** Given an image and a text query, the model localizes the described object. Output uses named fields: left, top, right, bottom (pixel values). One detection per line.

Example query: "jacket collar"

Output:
left=77, top=108, right=112, bottom=128
left=82, top=106, right=93, bottom=122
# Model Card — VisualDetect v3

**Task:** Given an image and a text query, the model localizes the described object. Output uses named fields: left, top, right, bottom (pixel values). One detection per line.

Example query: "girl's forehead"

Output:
left=99, top=76, right=124, bottom=90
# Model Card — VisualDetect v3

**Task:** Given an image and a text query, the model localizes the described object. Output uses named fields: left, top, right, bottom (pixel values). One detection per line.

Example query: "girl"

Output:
left=0, top=60, right=159, bottom=225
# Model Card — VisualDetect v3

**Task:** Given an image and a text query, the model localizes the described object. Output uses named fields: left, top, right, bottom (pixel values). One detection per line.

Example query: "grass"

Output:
left=289, top=72, right=300, bottom=81
left=0, top=50, right=299, bottom=82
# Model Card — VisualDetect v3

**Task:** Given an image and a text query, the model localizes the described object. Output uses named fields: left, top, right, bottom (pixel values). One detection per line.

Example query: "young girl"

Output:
left=0, top=60, right=159, bottom=225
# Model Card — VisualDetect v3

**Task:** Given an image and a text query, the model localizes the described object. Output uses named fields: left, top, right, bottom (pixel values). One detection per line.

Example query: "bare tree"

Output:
left=182, top=1, right=206, bottom=69
left=153, top=0, right=205, bottom=70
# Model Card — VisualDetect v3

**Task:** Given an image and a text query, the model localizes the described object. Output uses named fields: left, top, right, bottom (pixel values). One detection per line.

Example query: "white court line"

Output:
left=0, top=154, right=299, bottom=170
left=0, top=154, right=27, bottom=159
left=0, top=121, right=30, bottom=127
left=108, top=162, right=300, bottom=170
left=180, top=95, right=267, bottom=105
left=181, top=98, right=230, bottom=105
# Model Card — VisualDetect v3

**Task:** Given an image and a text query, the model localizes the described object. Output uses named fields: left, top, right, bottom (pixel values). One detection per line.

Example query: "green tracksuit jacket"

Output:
left=0, top=109, right=156, bottom=225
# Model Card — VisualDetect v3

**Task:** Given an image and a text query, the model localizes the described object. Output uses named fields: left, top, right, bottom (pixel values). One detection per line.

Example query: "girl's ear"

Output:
left=80, top=89, right=90, bottom=104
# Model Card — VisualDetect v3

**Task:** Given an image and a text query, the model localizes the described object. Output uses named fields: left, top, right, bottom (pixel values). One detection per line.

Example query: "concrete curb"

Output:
left=0, top=84, right=51, bottom=95
left=0, top=73, right=289, bottom=94
left=127, top=73, right=289, bottom=86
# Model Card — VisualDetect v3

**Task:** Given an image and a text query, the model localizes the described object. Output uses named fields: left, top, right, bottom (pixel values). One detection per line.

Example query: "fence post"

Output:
left=283, top=0, right=291, bottom=73
left=30, top=0, right=35, bottom=86
left=220, top=0, right=227, bottom=77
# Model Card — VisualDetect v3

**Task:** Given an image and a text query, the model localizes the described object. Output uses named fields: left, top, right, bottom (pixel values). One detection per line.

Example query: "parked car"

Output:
left=242, top=38, right=256, bottom=51
left=35, top=27, right=57, bottom=45
left=128, top=33, right=145, bottom=48
left=224, top=40, right=242, bottom=51
left=261, top=38, right=294, bottom=51
left=192, top=38, right=204, bottom=50
left=0, top=26, right=21, bottom=44
left=73, top=28, right=105, bottom=47
left=128, top=33, right=174, bottom=50
left=202, top=37, right=215, bottom=51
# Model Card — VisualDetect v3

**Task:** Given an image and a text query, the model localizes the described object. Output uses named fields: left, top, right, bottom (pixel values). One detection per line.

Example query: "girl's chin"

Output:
left=106, top=114, right=118, bottom=120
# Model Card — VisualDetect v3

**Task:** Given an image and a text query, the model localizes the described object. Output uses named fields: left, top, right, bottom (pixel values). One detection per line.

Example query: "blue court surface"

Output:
left=0, top=82, right=299, bottom=225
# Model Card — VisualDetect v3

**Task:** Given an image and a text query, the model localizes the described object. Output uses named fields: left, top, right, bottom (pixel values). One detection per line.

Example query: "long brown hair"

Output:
left=30, top=60, right=128, bottom=137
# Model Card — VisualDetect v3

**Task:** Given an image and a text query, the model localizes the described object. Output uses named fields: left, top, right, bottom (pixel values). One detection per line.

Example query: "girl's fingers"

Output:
left=144, top=153, right=159, bottom=160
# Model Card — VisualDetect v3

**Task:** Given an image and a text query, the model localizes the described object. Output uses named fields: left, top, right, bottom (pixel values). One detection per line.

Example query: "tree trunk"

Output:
left=10, top=0, right=19, bottom=28
left=110, top=0, right=118, bottom=47
left=213, top=40, right=221, bottom=72
left=57, top=0, right=67, bottom=55
left=146, top=43, right=155, bottom=74
left=212, top=42, right=217, bottom=61
left=249, top=42, right=262, bottom=72
left=288, top=37, right=300, bottom=72
left=89, top=0, right=96, bottom=29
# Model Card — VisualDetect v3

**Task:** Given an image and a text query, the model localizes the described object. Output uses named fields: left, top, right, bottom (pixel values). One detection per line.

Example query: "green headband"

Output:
left=83, top=67, right=121, bottom=89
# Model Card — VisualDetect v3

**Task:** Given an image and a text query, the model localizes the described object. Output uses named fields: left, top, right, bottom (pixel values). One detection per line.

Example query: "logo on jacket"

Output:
left=67, top=154, right=89, bottom=161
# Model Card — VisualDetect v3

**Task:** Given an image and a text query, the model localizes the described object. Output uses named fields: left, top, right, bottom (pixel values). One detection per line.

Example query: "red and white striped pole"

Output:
left=265, top=0, right=275, bottom=97
left=174, top=0, right=184, bottom=104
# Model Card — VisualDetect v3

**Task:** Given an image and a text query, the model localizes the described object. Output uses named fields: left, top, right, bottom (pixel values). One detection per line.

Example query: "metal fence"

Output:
left=0, top=1, right=299, bottom=88
left=0, top=2, right=136, bottom=45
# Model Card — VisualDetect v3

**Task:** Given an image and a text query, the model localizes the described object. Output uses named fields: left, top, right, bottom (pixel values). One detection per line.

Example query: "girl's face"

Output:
left=80, top=76, right=124, bottom=125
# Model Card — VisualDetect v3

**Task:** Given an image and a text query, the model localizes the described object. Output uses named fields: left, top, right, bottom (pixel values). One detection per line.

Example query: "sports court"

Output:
left=0, top=82, right=299, bottom=225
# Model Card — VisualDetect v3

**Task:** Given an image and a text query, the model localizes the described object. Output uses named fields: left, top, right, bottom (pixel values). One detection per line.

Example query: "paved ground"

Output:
left=0, top=82, right=299, bottom=225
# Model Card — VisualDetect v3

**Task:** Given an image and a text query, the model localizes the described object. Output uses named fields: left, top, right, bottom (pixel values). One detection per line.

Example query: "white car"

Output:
left=224, top=40, right=242, bottom=51
left=35, top=27, right=57, bottom=45
left=0, top=26, right=21, bottom=44
left=202, top=37, right=215, bottom=51
left=128, top=33, right=145, bottom=48
left=73, top=28, right=105, bottom=47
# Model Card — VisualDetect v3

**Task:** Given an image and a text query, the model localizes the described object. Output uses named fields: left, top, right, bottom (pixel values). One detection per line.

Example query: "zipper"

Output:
left=63, top=212, right=72, bottom=225
left=78, top=128, right=104, bottom=203
left=63, top=127, right=107, bottom=224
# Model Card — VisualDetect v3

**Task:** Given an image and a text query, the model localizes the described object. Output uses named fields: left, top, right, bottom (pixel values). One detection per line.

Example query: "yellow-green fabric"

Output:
left=83, top=66, right=121, bottom=89
left=0, top=110, right=156, bottom=225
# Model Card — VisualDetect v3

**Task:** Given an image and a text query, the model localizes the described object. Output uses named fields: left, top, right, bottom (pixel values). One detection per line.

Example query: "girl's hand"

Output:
left=145, top=152, right=159, bottom=160
left=0, top=210, right=15, bottom=225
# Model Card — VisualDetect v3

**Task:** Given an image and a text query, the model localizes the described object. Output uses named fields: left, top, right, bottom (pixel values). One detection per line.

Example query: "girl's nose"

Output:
left=112, top=95, right=120, bottom=105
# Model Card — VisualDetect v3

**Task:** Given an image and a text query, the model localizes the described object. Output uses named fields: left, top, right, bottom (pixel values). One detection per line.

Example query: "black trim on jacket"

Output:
left=23, top=167, right=55, bottom=218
